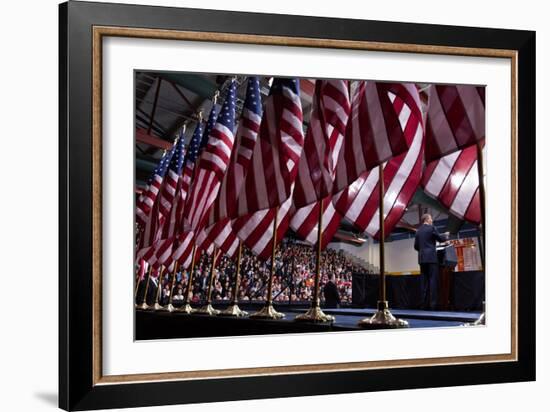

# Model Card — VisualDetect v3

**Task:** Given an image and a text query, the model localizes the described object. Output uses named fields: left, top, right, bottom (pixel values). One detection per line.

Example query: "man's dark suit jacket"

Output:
left=414, top=224, right=446, bottom=264
left=323, top=281, right=340, bottom=308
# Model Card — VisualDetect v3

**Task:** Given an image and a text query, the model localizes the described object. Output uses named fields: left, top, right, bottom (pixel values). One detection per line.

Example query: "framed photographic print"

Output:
left=59, top=1, right=535, bottom=410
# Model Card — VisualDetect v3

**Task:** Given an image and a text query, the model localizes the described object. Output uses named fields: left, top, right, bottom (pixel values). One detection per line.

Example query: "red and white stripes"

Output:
left=425, top=85, right=485, bottom=162
left=333, top=82, right=418, bottom=194
left=293, top=80, right=350, bottom=208
left=233, top=195, right=293, bottom=260
left=233, top=79, right=304, bottom=217
left=422, top=143, right=483, bottom=224
left=290, top=196, right=342, bottom=249
left=333, top=88, right=424, bottom=238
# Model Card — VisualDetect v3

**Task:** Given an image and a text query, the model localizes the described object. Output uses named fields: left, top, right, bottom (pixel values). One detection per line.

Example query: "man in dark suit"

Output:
left=414, top=213, right=448, bottom=310
left=323, top=274, right=341, bottom=309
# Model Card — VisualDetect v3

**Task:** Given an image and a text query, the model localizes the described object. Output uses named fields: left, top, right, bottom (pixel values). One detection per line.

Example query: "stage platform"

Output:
left=136, top=304, right=482, bottom=340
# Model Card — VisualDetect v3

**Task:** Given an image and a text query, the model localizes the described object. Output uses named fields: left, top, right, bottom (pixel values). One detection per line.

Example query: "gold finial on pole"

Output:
left=295, top=200, right=335, bottom=323
left=250, top=207, right=285, bottom=319
left=177, top=244, right=197, bottom=314
left=358, top=165, right=408, bottom=329
left=195, top=247, right=221, bottom=315
left=213, top=90, right=220, bottom=105
left=220, top=240, right=248, bottom=317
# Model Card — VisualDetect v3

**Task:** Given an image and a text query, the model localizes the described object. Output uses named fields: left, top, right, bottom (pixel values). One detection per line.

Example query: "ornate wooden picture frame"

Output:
left=59, top=1, right=535, bottom=410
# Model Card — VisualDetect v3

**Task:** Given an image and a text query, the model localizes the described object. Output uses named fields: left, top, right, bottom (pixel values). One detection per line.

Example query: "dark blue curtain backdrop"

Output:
left=352, top=271, right=485, bottom=311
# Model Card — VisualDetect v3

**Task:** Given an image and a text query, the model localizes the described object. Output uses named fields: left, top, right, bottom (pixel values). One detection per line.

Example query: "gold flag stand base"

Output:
left=295, top=306, right=335, bottom=323
left=219, top=303, right=248, bottom=317
left=249, top=304, right=285, bottom=320
left=176, top=303, right=196, bottom=314
left=471, top=312, right=486, bottom=325
left=463, top=302, right=485, bottom=326
left=358, top=301, right=409, bottom=329
left=158, top=303, right=176, bottom=312
left=194, top=303, right=220, bottom=316
left=136, top=302, right=150, bottom=311
left=151, top=302, right=164, bottom=311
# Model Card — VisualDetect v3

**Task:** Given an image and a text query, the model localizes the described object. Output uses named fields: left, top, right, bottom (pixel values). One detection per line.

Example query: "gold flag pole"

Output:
left=158, top=263, right=178, bottom=312
left=295, top=200, right=334, bottom=322
left=152, top=267, right=166, bottom=311
left=134, top=268, right=142, bottom=301
left=466, top=141, right=486, bottom=326
left=250, top=207, right=285, bottom=319
left=196, top=247, right=221, bottom=315
left=220, top=240, right=248, bottom=317
left=177, top=244, right=197, bottom=314
left=358, top=165, right=409, bottom=329
left=137, top=267, right=153, bottom=310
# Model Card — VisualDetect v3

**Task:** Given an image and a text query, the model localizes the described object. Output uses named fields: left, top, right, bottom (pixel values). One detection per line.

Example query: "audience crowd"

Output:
left=144, top=241, right=358, bottom=306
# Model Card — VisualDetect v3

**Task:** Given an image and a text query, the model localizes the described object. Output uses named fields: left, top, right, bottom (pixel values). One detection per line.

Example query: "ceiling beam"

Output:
left=136, top=128, right=172, bottom=150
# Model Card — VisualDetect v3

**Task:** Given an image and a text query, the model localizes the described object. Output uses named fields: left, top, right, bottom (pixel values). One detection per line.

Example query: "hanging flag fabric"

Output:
left=195, top=223, right=240, bottom=259
left=136, top=149, right=173, bottom=227
left=178, top=120, right=203, bottom=221
left=293, top=80, right=351, bottom=208
left=333, top=87, right=424, bottom=239
left=170, top=230, right=196, bottom=269
left=232, top=195, right=293, bottom=260
left=424, top=85, right=485, bottom=162
left=208, top=76, right=263, bottom=225
left=232, top=78, right=304, bottom=217
left=184, top=80, right=238, bottom=232
left=199, top=100, right=220, bottom=152
left=136, top=149, right=174, bottom=262
left=152, top=131, right=188, bottom=268
left=157, top=131, right=187, bottom=234
left=289, top=196, right=343, bottom=249
left=421, top=142, right=483, bottom=224
left=201, top=77, right=263, bottom=259
left=332, top=82, right=420, bottom=194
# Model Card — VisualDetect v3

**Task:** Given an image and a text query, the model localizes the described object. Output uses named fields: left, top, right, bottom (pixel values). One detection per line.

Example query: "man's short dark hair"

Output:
left=421, top=213, right=432, bottom=223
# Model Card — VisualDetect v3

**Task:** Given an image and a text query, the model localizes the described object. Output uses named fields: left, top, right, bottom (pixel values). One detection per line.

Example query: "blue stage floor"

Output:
left=286, top=307, right=481, bottom=329
left=136, top=306, right=483, bottom=340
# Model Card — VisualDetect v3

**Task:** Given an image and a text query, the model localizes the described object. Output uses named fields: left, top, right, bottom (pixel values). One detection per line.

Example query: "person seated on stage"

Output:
left=323, top=274, right=341, bottom=309
left=414, top=213, right=449, bottom=311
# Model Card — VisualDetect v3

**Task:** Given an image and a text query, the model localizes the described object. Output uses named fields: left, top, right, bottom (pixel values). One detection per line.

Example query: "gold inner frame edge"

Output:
left=91, top=25, right=518, bottom=386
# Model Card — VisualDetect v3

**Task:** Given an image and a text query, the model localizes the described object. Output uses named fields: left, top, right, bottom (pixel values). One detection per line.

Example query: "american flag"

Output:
left=425, top=85, right=485, bottom=162
left=233, top=78, right=304, bottom=217
left=290, top=196, right=343, bottom=249
left=157, top=130, right=186, bottom=234
left=333, top=86, right=424, bottom=239
left=293, top=80, right=350, bottom=208
left=178, top=120, right=203, bottom=225
left=195, top=224, right=240, bottom=259
left=422, top=142, right=483, bottom=225
left=171, top=230, right=195, bottom=269
left=333, top=82, right=419, bottom=194
left=201, top=77, right=263, bottom=259
left=421, top=84, right=485, bottom=224
left=136, top=149, right=174, bottom=262
left=158, top=120, right=204, bottom=269
left=135, top=149, right=173, bottom=228
left=184, top=79, right=238, bottom=233
left=233, top=194, right=293, bottom=260
left=199, top=99, right=220, bottom=152
left=208, top=76, right=263, bottom=224
left=151, top=130, right=188, bottom=268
